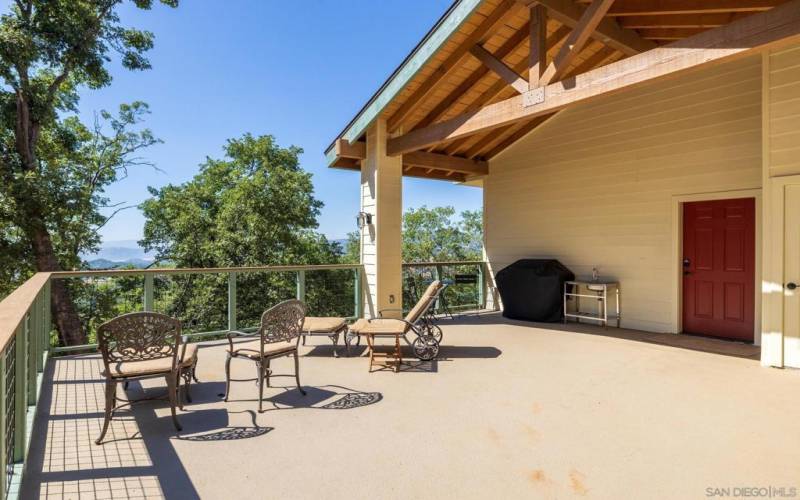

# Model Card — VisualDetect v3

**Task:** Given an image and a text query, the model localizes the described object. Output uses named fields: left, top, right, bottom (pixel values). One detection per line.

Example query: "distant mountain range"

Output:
left=81, top=240, right=155, bottom=270
left=86, top=258, right=153, bottom=269
left=82, top=237, right=348, bottom=270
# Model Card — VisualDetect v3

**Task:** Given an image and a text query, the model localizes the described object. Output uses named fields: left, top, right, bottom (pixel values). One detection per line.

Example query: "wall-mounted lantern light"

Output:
left=356, top=211, right=373, bottom=229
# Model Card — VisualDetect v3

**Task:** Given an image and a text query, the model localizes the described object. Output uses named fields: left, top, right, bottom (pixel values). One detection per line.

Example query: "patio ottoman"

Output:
left=301, top=317, right=348, bottom=357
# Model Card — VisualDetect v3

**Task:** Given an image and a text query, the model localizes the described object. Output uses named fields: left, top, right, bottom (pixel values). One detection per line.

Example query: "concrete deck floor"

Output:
left=22, top=314, right=799, bottom=499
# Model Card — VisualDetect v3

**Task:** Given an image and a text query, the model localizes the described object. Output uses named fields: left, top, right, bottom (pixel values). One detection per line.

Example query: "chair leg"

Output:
left=293, top=351, right=306, bottom=395
left=265, top=359, right=271, bottom=388
left=165, top=374, right=182, bottom=432
left=95, top=379, right=117, bottom=445
left=366, top=334, right=374, bottom=372
left=329, top=332, right=339, bottom=358
left=181, top=368, right=192, bottom=408
left=223, top=352, right=232, bottom=402
left=258, top=361, right=265, bottom=413
left=191, top=359, right=199, bottom=382
left=394, top=335, right=401, bottom=373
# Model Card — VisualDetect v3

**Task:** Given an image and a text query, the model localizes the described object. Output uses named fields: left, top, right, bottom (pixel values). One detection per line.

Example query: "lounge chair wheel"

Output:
left=427, top=324, right=443, bottom=343
left=412, top=335, right=439, bottom=361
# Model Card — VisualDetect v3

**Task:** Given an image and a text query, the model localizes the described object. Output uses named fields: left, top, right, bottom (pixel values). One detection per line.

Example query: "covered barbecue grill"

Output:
left=495, top=259, right=574, bottom=322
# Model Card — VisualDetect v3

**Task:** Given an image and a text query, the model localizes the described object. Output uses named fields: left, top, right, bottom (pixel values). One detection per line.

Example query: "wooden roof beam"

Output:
left=639, top=28, right=708, bottom=40
left=334, top=138, right=366, bottom=159
left=469, top=44, right=529, bottom=93
left=414, top=25, right=571, bottom=132
left=403, top=150, right=488, bottom=175
left=386, top=0, right=519, bottom=132
left=526, top=0, right=657, bottom=55
left=618, top=13, right=750, bottom=29
left=386, top=0, right=800, bottom=155
left=602, top=0, right=786, bottom=16
left=540, top=0, right=617, bottom=85
left=410, top=26, right=532, bottom=132
left=529, top=4, right=548, bottom=87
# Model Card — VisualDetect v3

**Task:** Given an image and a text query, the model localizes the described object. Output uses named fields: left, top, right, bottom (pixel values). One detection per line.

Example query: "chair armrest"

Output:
left=226, top=330, right=257, bottom=351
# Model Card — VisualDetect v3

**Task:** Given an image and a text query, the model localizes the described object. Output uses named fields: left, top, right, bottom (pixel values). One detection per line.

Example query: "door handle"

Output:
left=787, top=282, right=798, bottom=290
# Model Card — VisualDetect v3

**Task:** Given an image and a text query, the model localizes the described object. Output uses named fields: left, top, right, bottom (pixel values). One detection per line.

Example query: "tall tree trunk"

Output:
left=14, top=92, right=85, bottom=346
left=28, top=219, right=86, bottom=346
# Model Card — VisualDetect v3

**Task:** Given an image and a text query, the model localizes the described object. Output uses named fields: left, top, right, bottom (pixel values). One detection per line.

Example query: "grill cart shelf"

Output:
left=563, top=281, right=621, bottom=328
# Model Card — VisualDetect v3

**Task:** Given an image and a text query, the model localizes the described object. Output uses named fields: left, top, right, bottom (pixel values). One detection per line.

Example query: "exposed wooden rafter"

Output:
left=618, top=13, right=750, bottom=29
left=415, top=25, right=572, bottom=134
left=332, top=138, right=487, bottom=177
left=386, top=0, right=519, bottom=131
left=410, top=26, right=533, bottom=132
left=539, top=0, right=617, bottom=85
left=598, top=0, right=786, bottom=16
left=528, top=4, right=548, bottom=88
left=386, top=0, right=800, bottom=155
left=527, top=0, right=657, bottom=55
left=469, top=44, right=529, bottom=93
left=404, top=150, right=488, bottom=175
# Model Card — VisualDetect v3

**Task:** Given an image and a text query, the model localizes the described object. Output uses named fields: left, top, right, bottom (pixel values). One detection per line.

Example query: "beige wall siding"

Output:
left=767, top=45, right=800, bottom=178
left=485, top=55, right=763, bottom=333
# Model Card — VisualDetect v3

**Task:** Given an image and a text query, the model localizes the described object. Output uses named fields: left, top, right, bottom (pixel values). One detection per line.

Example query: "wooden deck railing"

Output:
left=0, top=260, right=490, bottom=498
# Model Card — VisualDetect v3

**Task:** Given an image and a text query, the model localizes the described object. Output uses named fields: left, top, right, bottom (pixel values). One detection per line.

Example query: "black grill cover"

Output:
left=495, top=259, right=574, bottom=322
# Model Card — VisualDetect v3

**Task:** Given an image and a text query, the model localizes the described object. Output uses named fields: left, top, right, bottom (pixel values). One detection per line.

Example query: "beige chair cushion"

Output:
left=349, top=318, right=407, bottom=335
left=231, top=338, right=297, bottom=359
left=404, top=280, right=442, bottom=323
left=102, top=344, right=198, bottom=378
left=303, top=317, right=346, bottom=333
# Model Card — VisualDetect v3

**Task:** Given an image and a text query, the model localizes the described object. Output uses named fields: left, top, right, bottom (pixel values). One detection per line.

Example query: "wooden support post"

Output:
left=529, top=4, right=547, bottom=88
left=360, top=119, right=403, bottom=318
left=227, top=272, right=237, bottom=331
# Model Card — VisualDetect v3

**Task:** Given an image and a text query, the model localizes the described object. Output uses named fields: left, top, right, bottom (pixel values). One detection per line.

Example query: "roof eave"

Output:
left=325, top=0, right=486, bottom=167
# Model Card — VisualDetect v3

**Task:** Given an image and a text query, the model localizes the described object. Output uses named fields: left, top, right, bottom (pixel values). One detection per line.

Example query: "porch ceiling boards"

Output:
left=326, top=0, right=791, bottom=181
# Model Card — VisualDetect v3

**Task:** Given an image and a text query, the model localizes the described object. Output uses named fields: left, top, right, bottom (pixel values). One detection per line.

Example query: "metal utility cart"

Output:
left=563, top=281, right=621, bottom=327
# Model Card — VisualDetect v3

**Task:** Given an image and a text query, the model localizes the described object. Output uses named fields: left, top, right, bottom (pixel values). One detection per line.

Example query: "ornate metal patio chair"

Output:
left=224, top=299, right=307, bottom=412
left=347, top=280, right=444, bottom=372
left=95, top=312, right=198, bottom=445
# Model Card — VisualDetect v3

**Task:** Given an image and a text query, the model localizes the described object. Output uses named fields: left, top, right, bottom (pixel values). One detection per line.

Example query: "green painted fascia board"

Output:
left=325, top=0, right=484, bottom=162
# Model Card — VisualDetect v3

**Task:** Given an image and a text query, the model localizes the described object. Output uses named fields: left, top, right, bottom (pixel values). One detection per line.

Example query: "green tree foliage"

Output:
left=140, top=134, right=352, bottom=332
left=343, top=206, right=484, bottom=264
left=343, top=206, right=484, bottom=312
left=0, top=0, right=177, bottom=344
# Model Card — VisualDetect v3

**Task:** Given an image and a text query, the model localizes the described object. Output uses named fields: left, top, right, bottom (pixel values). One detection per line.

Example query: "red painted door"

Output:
left=682, top=198, right=755, bottom=342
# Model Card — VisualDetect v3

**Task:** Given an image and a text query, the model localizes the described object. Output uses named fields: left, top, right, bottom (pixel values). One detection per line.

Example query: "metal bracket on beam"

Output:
left=522, top=87, right=545, bottom=107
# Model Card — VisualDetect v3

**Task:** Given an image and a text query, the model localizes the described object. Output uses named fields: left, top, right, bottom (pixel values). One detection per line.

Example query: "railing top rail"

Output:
left=0, top=272, right=50, bottom=351
left=51, top=263, right=362, bottom=278
left=402, top=261, right=486, bottom=267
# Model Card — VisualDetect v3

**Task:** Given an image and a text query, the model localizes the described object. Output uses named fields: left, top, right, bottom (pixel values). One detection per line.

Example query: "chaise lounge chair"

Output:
left=347, top=280, right=444, bottom=372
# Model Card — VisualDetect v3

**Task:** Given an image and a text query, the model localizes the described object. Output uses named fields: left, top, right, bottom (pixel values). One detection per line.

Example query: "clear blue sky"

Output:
left=73, top=0, right=483, bottom=243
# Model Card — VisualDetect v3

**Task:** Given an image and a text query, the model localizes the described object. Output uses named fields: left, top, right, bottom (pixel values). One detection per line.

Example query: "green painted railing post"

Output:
left=434, top=265, right=443, bottom=312
left=296, top=270, right=306, bottom=303
left=354, top=267, right=363, bottom=318
left=0, top=346, right=6, bottom=497
left=143, top=274, right=154, bottom=312
left=27, top=297, right=38, bottom=404
left=13, top=321, right=27, bottom=462
left=477, top=263, right=485, bottom=310
left=43, top=280, right=51, bottom=356
left=228, top=272, right=237, bottom=332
